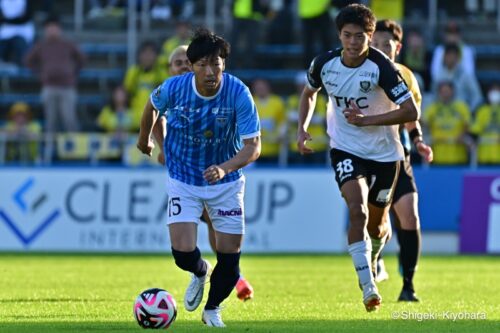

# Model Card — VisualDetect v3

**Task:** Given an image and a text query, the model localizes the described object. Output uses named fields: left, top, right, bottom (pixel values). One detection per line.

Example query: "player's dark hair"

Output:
left=375, top=19, right=403, bottom=42
left=335, top=4, right=376, bottom=34
left=187, top=28, right=230, bottom=64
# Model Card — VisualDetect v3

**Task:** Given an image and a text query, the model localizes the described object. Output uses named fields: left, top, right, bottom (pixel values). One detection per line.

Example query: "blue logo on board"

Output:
left=0, top=177, right=60, bottom=247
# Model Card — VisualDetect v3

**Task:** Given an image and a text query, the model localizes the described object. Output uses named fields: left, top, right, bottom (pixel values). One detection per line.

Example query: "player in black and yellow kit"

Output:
left=372, top=19, right=433, bottom=302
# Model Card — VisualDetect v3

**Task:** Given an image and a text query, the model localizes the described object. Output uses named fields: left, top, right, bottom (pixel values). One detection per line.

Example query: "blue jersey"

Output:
left=151, top=72, right=260, bottom=186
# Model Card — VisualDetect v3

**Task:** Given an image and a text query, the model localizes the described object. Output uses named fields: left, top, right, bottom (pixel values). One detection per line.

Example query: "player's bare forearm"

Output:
left=152, top=116, right=167, bottom=164
left=298, top=87, right=318, bottom=132
left=137, top=99, right=159, bottom=156
left=297, top=87, right=318, bottom=154
left=152, top=116, right=166, bottom=148
left=220, top=136, right=261, bottom=174
left=404, top=120, right=419, bottom=132
left=364, top=97, right=419, bottom=126
left=203, top=136, right=261, bottom=184
left=138, top=100, right=158, bottom=141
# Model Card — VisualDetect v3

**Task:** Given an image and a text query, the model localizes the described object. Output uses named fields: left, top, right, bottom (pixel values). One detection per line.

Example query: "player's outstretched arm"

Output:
left=297, top=87, right=318, bottom=154
left=152, top=116, right=167, bottom=165
left=137, top=99, right=159, bottom=156
left=203, top=136, right=261, bottom=184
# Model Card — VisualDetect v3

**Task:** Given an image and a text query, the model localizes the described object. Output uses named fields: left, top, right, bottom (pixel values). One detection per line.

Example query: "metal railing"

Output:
left=0, top=130, right=485, bottom=168
left=0, top=131, right=328, bottom=167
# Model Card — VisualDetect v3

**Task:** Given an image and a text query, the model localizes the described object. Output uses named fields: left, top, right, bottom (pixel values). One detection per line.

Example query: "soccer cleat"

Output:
left=398, top=288, right=420, bottom=302
left=375, top=258, right=389, bottom=283
left=362, top=283, right=382, bottom=312
left=184, top=260, right=212, bottom=312
left=202, top=307, right=226, bottom=327
left=235, top=277, right=254, bottom=301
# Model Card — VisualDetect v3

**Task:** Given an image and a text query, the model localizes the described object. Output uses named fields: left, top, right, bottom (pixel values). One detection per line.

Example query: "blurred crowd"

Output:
left=0, top=0, right=499, bottom=166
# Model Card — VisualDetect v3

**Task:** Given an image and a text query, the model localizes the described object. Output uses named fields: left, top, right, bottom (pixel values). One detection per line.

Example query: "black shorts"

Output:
left=330, top=148, right=400, bottom=208
left=392, top=155, right=417, bottom=203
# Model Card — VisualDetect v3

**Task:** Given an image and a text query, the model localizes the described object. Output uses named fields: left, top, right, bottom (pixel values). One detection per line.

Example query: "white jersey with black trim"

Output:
left=306, top=46, right=412, bottom=162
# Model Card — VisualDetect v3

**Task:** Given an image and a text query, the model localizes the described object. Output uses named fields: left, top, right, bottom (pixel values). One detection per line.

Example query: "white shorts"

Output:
left=166, top=175, right=246, bottom=235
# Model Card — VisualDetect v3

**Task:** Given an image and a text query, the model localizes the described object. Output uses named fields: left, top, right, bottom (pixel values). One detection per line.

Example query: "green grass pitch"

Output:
left=0, top=254, right=498, bottom=332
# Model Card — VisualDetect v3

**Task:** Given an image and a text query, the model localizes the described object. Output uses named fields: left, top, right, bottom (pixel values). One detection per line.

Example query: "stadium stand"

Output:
left=1, top=1, right=499, bottom=166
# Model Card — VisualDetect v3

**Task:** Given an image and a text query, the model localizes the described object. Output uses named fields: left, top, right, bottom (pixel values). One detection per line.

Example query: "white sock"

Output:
left=348, top=240, right=373, bottom=286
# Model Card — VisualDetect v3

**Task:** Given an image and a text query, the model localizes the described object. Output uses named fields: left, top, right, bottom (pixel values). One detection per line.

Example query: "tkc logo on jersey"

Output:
left=0, top=177, right=61, bottom=247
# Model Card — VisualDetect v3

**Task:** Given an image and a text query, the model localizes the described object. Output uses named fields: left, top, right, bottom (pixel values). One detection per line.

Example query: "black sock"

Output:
left=396, top=229, right=421, bottom=291
left=171, top=247, right=207, bottom=277
left=205, top=252, right=241, bottom=310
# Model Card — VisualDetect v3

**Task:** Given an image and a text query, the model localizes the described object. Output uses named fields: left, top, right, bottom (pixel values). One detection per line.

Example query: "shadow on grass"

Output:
left=0, top=319, right=498, bottom=333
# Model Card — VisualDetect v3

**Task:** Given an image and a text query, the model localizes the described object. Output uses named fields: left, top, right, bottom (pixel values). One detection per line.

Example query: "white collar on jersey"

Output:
left=191, top=74, right=224, bottom=100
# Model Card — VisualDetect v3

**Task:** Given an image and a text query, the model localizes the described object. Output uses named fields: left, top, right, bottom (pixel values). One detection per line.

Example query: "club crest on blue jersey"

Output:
left=179, top=113, right=190, bottom=125
left=360, top=81, right=371, bottom=93
left=216, top=117, right=228, bottom=127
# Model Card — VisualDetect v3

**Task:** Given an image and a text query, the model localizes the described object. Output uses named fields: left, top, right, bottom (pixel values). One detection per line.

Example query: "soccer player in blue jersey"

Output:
left=153, top=44, right=255, bottom=302
left=137, top=28, right=261, bottom=328
left=297, top=4, right=419, bottom=312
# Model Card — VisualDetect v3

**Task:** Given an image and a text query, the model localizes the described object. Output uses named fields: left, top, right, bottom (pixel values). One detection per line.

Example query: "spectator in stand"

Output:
left=298, top=0, right=335, bottom=68
left=469, top=83, right=500, bottom=165
left=0, top=0, right=34, bottom=67
left=97, top=85, right=134, bottom=134
left=158, top=19, right=191, bottom=73
left=25, top=15, right=85, bottom=133
left=431, top=21, right=475, bottom=80
left=251, top=78, right=286, bottom=164
left=123, top=40, right=164, bottom=131
left=400, top=29, right=432, bottom=91
left=4, top=102, right=41, bottom=163
left=96, top=85, right=132, bottom=161
left=431, top=43, right=483, bottom=112
left=424, top=81, right=472, bottom=165
left=229, top=0, right=270, bottom=68
left=286, top=72, right=328, bottom=164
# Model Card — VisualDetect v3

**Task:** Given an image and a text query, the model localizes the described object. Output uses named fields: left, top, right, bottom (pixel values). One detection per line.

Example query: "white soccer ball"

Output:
left=133, top=288, right=177, bottom=329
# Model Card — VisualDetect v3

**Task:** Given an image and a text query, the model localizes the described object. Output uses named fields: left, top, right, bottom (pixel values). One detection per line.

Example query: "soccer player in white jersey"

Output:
left=137, top=28, right=261, bottom=327
left=372, top=19, right=433, bottom=302
left=153, top=44, right=255, bottom=302
left=297, top=4, right=419, bottom=312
